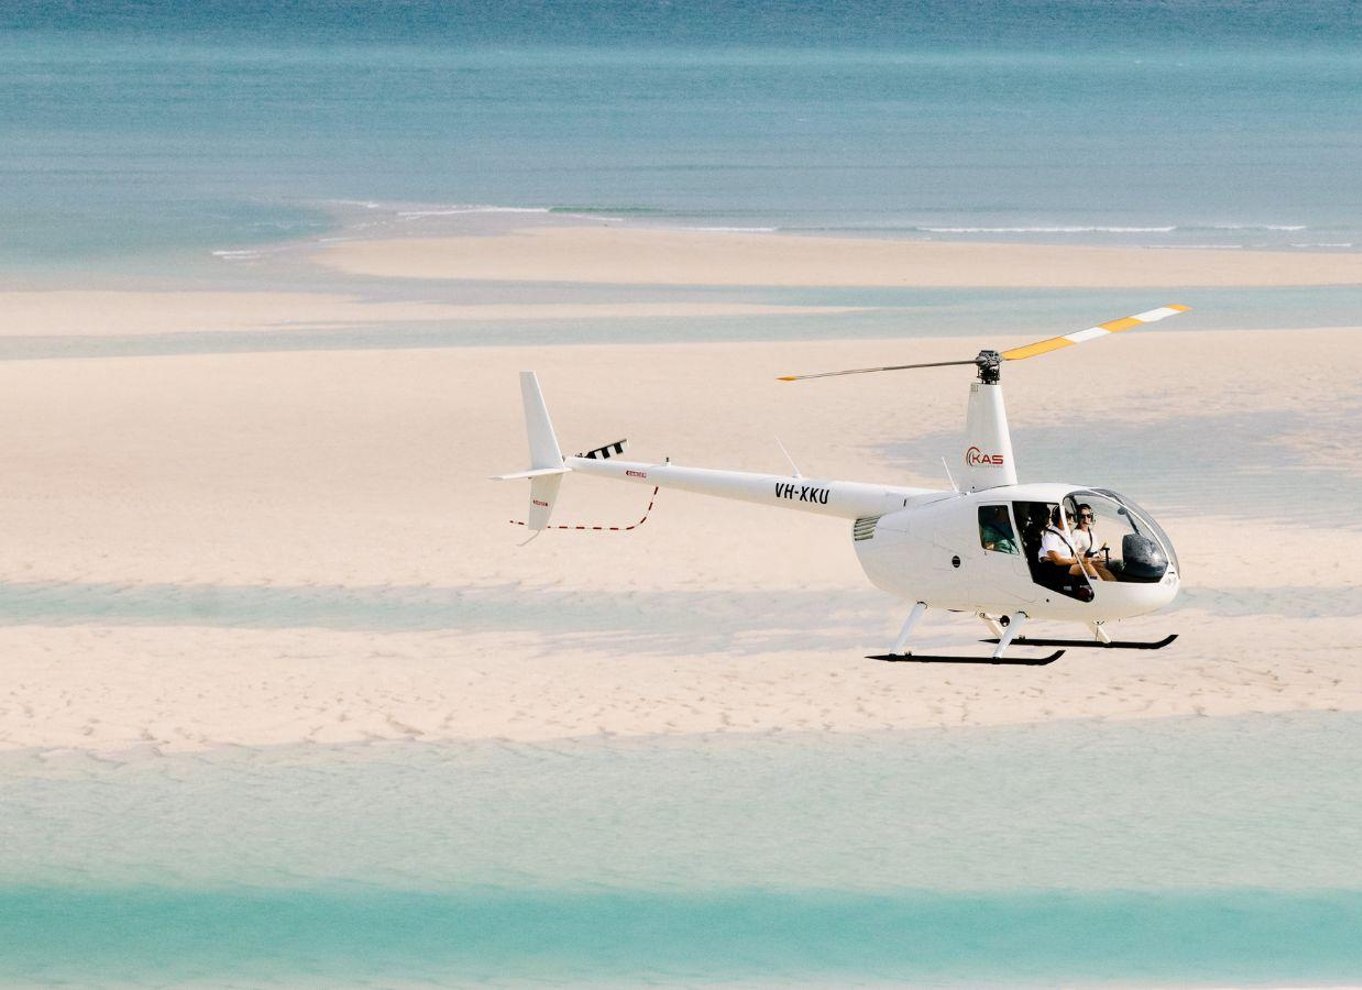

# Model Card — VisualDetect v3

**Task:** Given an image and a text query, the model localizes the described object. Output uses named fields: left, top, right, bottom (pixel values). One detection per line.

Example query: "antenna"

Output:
left=775, top=437, right=802, bottom=478
left=941, top=456, right=959, bottom=493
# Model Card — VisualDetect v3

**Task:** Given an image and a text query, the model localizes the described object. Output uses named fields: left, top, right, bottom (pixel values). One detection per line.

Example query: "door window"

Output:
left=978, top=505, right=1018, bottom=554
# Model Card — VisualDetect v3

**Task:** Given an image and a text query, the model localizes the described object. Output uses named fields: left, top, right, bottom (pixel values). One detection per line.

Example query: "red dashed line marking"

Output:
left=511, top=487, right=659, bottom=531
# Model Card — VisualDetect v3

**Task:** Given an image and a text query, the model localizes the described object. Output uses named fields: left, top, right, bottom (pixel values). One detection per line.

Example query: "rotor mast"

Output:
left=961, top=355, right=1016, bottom=491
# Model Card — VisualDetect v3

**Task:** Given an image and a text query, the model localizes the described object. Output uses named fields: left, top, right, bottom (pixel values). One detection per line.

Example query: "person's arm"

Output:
left=1042, top=533, right=1077, bottom=566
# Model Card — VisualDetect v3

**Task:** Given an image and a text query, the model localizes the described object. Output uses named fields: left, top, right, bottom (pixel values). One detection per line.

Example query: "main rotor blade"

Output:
left=777, top=359, right=978, bottom=382
left=1001, top=304, right=1189, bottom=362
left=777, top=304, right=1189, bottom=381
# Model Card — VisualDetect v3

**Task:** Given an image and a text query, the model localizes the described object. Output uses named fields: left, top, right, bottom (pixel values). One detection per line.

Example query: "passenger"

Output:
left=979, top=505, right=1019, bottom=554
left=1020, top=504, right=1047, bottom=551
left=1039, top=506, right=1109, bottom=584
left=1071, top=503, right=1115, bottom=582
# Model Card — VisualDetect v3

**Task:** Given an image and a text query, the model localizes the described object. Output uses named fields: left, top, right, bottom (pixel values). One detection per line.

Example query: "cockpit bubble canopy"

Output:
left=1068, top=489, right=1179, bottom=582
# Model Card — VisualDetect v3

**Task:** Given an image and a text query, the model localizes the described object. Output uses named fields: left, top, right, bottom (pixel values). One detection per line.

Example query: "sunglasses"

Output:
left=1079, top=513, right=1094, bottom=520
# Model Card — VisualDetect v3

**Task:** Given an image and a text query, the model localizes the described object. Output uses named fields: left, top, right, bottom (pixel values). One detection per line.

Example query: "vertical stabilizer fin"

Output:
left=491, top=371, right=568, bottom=531
left=521, top=371, right=563, bottom=470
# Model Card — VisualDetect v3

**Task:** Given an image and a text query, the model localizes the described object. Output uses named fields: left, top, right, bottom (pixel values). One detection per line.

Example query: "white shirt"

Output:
left=1071, top=526, right=1095, bottom=554
left=1039, top=526, right=1075, bottom=563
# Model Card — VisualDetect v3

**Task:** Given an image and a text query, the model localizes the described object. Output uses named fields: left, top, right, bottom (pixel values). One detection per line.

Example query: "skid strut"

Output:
left=890, top=602, right=927, bottom=655
left=991, top=611, right=1027, bottom=659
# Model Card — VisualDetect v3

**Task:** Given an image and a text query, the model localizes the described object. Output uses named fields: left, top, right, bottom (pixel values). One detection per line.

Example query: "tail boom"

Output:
left=567, top=455, right=929, bottom=520
left=498, top=371, right=934, bottom=530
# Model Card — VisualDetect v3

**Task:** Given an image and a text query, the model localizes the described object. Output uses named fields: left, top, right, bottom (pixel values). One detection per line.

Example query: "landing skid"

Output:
left=868, top=650, right=1065, bottom=666
left=980, top=633, right=1178, bottom=651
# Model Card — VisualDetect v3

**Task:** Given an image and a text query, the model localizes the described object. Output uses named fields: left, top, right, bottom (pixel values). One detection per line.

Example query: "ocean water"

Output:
left=1, top=1, right=1361, bottom=275
left=3, top=713, right=1362, bottom=986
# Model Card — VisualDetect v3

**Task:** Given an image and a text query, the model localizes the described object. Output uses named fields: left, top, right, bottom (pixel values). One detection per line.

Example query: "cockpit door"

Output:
left=1014, top=500, right=1096, bottom=602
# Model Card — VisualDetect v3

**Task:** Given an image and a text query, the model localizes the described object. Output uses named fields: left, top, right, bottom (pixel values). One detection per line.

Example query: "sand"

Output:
left=315, top=225, right=1362, bottom=287
left=0, top=290, right=857, bottom=336
left=0, top=272, right=1359, bottom=751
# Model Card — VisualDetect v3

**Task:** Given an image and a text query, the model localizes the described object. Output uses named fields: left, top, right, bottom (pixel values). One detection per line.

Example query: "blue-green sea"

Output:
left=2, top=0, right=1361, bottom=277
left=4, top=713, right=1362, bottom=986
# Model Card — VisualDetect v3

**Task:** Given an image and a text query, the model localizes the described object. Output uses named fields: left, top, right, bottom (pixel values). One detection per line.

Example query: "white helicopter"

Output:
left=497, top=306, right=1188, bottom=664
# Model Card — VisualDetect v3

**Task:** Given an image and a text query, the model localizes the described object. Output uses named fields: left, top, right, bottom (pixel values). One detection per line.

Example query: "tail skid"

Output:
left=510, top=485, right=660, bottom=533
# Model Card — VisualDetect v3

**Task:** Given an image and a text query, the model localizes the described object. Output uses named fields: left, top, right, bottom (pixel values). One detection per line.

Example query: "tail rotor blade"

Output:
left=1001, top=304, right=1188, bottom=362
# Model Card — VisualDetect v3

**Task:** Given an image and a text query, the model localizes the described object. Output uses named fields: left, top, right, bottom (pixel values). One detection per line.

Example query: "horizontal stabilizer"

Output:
left=491, top=466, right=572, bottom=481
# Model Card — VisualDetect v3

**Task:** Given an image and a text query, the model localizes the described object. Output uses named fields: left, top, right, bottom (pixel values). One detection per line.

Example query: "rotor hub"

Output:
left=974, top=349, right=1001, bottom=384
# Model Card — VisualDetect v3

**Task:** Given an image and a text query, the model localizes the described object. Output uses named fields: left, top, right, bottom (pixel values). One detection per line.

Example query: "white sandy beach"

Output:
left=315, top=225, right=1362, bottom=286
left=0, top=229, right=1359, bottom=753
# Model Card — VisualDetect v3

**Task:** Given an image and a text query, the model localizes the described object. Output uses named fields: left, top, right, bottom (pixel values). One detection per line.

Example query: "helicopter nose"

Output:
left=1113, top=569, right=1179, bottom=620
left=1161, top=569, right=1181, bottom=606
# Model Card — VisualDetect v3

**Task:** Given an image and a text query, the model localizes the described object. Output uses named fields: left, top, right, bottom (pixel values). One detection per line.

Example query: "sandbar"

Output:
left=315, top=226, right=1362, bottom=287
left=0, top=326, right=1357, bottom=752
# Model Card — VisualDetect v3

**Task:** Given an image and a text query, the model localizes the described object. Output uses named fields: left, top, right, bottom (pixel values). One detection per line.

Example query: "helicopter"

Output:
left=496, top=306, right=1188, bottom=665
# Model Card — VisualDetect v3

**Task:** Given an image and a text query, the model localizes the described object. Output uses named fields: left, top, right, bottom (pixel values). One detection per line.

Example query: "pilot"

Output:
left=1072, top=503, right=1115, bottom=582
left=1040, top=506, right=1110, bottom=583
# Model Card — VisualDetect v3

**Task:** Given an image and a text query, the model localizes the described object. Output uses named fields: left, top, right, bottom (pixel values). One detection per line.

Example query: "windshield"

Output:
left=1085, top=489, right=1180, bottom=575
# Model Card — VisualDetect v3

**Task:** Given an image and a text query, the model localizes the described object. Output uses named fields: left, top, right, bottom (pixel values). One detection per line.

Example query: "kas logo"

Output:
left=965, top=446, right=1005, bottom=467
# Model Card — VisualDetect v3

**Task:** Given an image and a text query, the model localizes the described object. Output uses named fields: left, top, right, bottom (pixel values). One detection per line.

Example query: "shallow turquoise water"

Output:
left=2, top=3, right=1361, bottom=271
left=1, top=288, right=1359, bottom=361
left=3, top=714, right=1361, bottom=985
left=4, top=885, right=1361, bottom=987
